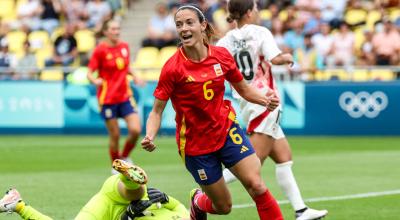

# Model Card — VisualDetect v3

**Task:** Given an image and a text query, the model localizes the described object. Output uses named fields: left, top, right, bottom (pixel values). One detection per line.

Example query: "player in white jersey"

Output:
left=217, top=1, right=328, bottom=220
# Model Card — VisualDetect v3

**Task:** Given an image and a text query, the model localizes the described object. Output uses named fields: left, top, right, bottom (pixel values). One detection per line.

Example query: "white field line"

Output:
left=233, top=189, right=400, bottom=209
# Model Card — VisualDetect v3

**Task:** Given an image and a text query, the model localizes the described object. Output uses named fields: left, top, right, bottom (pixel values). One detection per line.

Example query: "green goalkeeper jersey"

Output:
left=75, top=175, right=189, bottom=220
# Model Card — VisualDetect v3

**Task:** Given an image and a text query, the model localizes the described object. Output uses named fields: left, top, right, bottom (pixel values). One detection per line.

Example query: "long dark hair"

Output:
left=95, top=19, right=117, bottom=39
left=175, top=4, right=216, bottom=44
left=226, top=0, right=255, bottom=23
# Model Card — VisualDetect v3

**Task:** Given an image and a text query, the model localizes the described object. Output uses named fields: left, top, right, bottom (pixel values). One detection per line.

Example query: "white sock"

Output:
left=223, top=168, right=237, bottom=183
left=276, top=161, right=306, bottom=211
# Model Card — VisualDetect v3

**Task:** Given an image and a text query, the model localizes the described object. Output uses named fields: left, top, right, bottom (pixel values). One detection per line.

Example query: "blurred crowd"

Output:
left=141, top=0, right=400, bottom=79
left=0, top=0, right=130, bottom=80
left=0, top=0, right=399, bottom=81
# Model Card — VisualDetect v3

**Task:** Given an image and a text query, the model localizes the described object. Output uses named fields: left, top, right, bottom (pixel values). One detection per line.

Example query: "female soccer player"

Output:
left=87, top=19, right=143, bottom=171
left=141, top=4, right=283, bottom=220
left=0, top=160, right=189, bottom=220
left=217, top=1, right=328, bottom=220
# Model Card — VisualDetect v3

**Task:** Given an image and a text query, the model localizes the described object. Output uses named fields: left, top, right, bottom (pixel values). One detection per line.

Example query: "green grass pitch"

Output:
left=1, top=136, right=400, bottom=219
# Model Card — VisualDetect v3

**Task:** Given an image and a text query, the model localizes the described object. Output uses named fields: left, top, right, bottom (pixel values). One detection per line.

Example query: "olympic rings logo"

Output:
left=339, top=91, right=388, bottom=118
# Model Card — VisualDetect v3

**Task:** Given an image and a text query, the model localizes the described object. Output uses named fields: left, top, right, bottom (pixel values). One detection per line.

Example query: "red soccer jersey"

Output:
left=88, top=41, right=132, bottom=105
left=154, top=45, right=244, bottom=156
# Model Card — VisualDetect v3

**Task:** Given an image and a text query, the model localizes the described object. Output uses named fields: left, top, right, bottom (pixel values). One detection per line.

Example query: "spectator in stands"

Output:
left=13, top=41, right=39, bottom=80
left=283, top=19, right=304, bottom=52
left=271, top=18, right=287, bottom=51
left=311, top=22, right=333, bottom=65
left=45, top=23, right=78, bottom=67
left=358, top=29, right=375, bottom=66
left=14, top=0, right=41, bottom=31
left=0, top=22, right=9, bottom=47
left=38, top=0, right=62, bottom=34
left=295, top=0, right=321, bottom=24
left=62, top=0, right=87, bottom=30
left=320, top=0, right=347, bottom=29
left=293, top=33, right=324, bottom=80
left=211, top=0, right=235, bottom=38
left=141, top=2, right=178, bottom=49
left=372, top=19, right=400, bottom=65
left=268, top=3, right=280, bottom=20
left=303, top=9, right=324, bottom=34
left=328, top=22, right=355, bottom=67
left=0, top=42, right=16, bottom=80
left=86, top=0, right=113, bottom=32
left=107, top=0, right=123, bottom=14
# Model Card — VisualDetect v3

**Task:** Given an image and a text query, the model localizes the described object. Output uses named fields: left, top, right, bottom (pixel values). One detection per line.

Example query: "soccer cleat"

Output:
left=0, top=188, right=22, bottom=213
left=189, top=188, right=207, bottom=220
left=296, top=207, right=328, bottom=220
left=112, top=159, right=148, bottom=184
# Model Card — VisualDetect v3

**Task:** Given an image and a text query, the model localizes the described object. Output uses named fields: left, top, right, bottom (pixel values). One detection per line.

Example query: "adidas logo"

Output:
left=186, top=76, right=195, bottom=82
left=240, top=145, right=249, bottom=154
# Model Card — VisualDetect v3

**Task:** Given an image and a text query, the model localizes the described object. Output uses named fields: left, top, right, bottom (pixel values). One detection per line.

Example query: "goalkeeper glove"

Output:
left=147, top=187, right=169, bottom=204
left=122, top=199, right=152, bottom=219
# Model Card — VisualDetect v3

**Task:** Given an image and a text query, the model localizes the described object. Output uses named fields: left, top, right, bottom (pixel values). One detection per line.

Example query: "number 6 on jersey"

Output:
left=203, top=80, right=214, bottom=100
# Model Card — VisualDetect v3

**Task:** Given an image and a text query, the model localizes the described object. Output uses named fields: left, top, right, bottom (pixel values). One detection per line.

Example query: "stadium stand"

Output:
left=74, top=29, right=96, bottom=53
left=6, top=31, right=27, bottom=54
left=131, top=46, right=161, bottom=81
left=28, top=30, right=51, bottom=51
left=158, top=46, right=177, bottom=67
left=0, top=0, right=399, bottom=82
left=40, top=68, right=63, bottom=81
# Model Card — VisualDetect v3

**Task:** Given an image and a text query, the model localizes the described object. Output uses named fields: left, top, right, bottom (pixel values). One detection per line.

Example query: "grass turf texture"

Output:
left=0, top=136, right=399, bottom=219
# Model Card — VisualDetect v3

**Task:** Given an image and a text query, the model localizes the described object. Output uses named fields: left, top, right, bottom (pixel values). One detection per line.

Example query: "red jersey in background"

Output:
left=88, top=41, right=132, bottom=105
left=154, top=45, right=244, bottom=156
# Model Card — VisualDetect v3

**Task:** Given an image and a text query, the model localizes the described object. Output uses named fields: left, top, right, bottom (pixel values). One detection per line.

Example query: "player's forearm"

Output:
left=242, top=88, right=269, bottom=106
left=271, top=53, right=293, bottom=65
left=232, top=80, right=268, bottom=106
left=145, top=111, right=162, bottom=141
left=87, top=70, right=96, bottom=84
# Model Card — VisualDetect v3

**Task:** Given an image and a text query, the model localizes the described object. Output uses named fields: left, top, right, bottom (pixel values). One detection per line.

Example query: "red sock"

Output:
left=109, top=148, right=120, bottom=162
left=195, top=192, right=217, bottom=214
left=121, top=141, right=135, bottom=158
left=253, top=190, right=283, bottom=220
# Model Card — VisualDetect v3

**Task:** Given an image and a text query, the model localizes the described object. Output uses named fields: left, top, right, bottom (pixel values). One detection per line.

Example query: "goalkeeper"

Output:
left=0, top=159, right=189, bottom=220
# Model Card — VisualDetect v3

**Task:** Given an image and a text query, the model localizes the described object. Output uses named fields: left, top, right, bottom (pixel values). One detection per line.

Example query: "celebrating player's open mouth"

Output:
left=180, top=34, right=193, bottom=44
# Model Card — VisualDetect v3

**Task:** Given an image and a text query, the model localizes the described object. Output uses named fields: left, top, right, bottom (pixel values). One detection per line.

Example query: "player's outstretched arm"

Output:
left=141, top=98, right=167, bottom=152
left=271, top=53, right=294, bottom=67
left=0, top=188, right=53, bottom=220
left=231, top=80, right=279, bottom=112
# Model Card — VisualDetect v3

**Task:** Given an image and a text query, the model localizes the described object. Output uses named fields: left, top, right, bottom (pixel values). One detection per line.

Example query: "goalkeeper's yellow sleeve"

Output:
left=17, top=202, right=53, bottom=220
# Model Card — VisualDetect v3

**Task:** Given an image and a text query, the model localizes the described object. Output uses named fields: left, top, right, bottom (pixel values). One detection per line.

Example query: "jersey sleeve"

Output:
left=88, top=46, right=101, bottom=71
left=260, top=27, right=282, bottom=61
left=162, top=196, right=188, bottom=215
left=153, top=63, right=176, bottom=101
left=221, top=48, right=243, bottom=83
left=216, top=36, right=230, bottom=51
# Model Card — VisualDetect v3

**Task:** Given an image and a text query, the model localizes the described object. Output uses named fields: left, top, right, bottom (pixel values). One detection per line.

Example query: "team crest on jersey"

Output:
left=213, top=63, right=223, bottom=76
left=197, top=169, right=208, bottom=180
left=121, top=48, right=128, bottom=57
left=106, top=53, right=113, bottom=60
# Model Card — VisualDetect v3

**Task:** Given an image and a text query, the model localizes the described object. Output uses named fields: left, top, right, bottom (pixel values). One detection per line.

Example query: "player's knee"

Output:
left=110, top=131, right=120, bottom=141
left=246, top=179, right=267, bottom=196
left=129, top=126, right=141, bottom=137
left=214, top=202, right=232, bottom=215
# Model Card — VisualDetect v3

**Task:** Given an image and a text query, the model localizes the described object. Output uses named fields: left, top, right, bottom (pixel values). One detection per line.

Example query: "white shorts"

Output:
left=238, top=98, right=285, bottom=140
